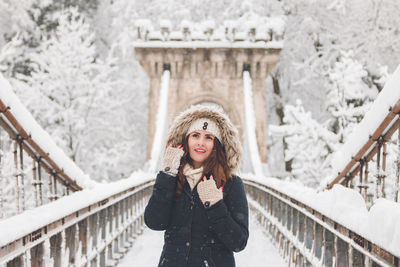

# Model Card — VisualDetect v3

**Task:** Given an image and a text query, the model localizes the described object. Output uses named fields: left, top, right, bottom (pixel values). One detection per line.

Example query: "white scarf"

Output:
left=183, top=164, right=203, bottom=191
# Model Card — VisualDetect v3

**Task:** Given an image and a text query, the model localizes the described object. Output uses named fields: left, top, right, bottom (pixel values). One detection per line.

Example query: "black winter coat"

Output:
left=144, top=171, right=249, bottom=267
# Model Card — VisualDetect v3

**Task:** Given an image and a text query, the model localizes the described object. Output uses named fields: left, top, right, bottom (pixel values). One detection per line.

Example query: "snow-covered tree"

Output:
left=270, top=100, right=337, bottom=186
left=327, top=50, right=378, bottom=143
left=24, top=7, right=114, bottom=158
left=13, top=7, right=123, bottom=181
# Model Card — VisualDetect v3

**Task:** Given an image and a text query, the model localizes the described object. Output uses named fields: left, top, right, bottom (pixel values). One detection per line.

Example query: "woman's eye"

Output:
left=206, top=136, right=213, bottom=140
left=192, top=133, right=199, bottom=138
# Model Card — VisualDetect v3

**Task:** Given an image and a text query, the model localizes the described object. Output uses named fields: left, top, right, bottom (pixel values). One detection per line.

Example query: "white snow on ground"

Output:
left=118, top=212, right=286, bottom=267
left=118, top=225, right=163, bottom=267
left=235, top=214, right=286, bottom=267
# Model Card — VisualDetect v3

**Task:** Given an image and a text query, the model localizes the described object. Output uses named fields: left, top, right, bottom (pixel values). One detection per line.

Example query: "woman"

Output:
left=144, top=105, right=249, bottom=267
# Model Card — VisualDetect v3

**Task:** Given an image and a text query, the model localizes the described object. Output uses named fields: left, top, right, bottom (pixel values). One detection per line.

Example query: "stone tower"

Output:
left=133, top=19, right=283, bottom=164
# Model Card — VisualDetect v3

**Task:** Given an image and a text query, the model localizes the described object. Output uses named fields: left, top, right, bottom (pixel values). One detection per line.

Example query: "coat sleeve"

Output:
left=144, top=171, right=177, bottom=230
left=205, top=176, right=249, bottom=252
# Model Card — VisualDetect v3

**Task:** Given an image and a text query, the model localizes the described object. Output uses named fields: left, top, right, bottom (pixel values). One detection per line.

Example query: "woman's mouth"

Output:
left=194, top=148, right=206, bottom=153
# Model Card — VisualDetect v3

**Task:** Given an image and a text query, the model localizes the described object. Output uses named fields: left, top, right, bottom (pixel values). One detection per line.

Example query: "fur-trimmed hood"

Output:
left=166, top=105, right=242, bottom=173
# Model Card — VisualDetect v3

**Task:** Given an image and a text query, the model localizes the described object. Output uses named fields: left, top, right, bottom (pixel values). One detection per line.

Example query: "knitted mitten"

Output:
left=161, top=146, right=184, bottom=175
left=197, top=178, right=223, bottom=208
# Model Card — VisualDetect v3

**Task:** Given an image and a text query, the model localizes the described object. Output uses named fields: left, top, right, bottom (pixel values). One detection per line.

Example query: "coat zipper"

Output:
left=184, top=191, right=195, bottom=267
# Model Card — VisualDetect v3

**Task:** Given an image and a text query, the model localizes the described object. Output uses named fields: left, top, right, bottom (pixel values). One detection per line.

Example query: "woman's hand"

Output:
left=197, top=175, right=223, bottom=208
left=161, top=142, right=184, bottom=175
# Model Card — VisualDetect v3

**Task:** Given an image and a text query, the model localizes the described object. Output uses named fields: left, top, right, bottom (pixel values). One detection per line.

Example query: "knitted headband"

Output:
left=186, top=118, right=221, bottom=141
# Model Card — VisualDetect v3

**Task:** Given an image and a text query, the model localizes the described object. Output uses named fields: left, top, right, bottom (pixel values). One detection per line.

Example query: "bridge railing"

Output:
left=0, top=73, right=156, bottom=267
left=0, top=76, right=96, bottom=218
left=0, top=178, right=153, bottom=267
left=325, top=66, right=400, bottom=203
left=244, top=179, right=399, bottom=267
left=326, top=99, right=400, bottom=204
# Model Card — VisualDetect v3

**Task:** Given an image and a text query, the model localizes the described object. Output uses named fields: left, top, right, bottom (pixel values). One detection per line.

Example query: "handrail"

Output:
left=0, top=179, right=154, bottom=266
left=0, top=99, right=82, bottom=191
left=324, top=63, right=400, bottom=203
left=244, top=178, right=399, bottom=267
left=327, top=100, right=400, bottom=191
left=0, top=75, right=97, bottom=217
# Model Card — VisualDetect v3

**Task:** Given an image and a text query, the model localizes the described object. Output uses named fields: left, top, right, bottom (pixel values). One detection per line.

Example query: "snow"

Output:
left=148, top=31, right=162, bottom=40
left=211, top=29, right=224, bottom=41
left=132, top=40, right=283, bottom=49
left=118, top=213, right=286, bottom=267
left=305, top=185, right=368, bottom=231
left=202, top=20, right=215, bottom=31
left=134, top=19, right=152, bottom=29
left=243, top=71, right=263, bottom=177
left=235, top=214, right=286, bottom=267
left=269, top=100, right=337, bottom=186
left=327, top=64, right=400, bottom=186
left=0, top=170, right=154, bottom=247
left=148, top=70, right=170, bottom=172
left=234, top=31, right=247, bottom=41
left=118, top=225, right=163, bottom=266
left=362, top=198, right=400, bottom=255
left=0, top=73, right=97, bottom=189
left=265, top=16, right=286, bottom=37
left=224, top=20, right=237, bottom=29
left=191, top=31, right=207, bottom=41
left=169, top=31, right=183, bottom=40
left=134, top=17, right=285, bottom=44
left=159, top=19, right=172, bottom=30
left=244, top=174, right=400, bottom=257
left=180, top=20, right=193, bottom=30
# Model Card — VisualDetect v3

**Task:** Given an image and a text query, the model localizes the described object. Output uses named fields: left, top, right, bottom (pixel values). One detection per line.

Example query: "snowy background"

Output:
left=1, top=0, right=400, bottom=201
left=1, top=0, right=400, bottom=264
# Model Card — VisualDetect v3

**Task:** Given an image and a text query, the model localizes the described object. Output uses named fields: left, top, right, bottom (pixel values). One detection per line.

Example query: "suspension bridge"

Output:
left=0, top=19, right=400, bottom=267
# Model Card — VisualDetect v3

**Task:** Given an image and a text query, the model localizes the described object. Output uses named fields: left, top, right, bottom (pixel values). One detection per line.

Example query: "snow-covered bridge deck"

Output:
left=118, top=213, right=286, bottom=267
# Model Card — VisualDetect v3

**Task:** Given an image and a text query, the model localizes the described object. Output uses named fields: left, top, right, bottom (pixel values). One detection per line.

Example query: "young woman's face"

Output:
left=187, top=130, right=215, bottom=168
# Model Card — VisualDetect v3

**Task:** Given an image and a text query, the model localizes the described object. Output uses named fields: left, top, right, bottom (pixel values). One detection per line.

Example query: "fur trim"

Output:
left=166, top=105, right=242, bottom=173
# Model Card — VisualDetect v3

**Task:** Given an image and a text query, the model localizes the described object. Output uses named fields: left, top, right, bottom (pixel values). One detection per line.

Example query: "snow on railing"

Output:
left=0, top=74, right=158, bottom=266
left=243, top=69, right=263, bottom=176
left=0, top=171, right=154, bottom=266
left=147, top=65, right=170, bottom=173
left=323, top=64, right=400, bottom=204
left=243, top=175, right=400, bottom=267
left=132, top=18, right=285, bottom=49
left=0, top=74, right=98, bottom=218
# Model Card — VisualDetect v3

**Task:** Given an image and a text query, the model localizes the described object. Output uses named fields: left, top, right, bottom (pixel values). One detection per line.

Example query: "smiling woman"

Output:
left=144, top=105, right=248, bottom=267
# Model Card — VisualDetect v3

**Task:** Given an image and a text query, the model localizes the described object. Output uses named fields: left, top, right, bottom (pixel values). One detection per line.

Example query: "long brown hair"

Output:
left=176, top=136, right=231, bottom=196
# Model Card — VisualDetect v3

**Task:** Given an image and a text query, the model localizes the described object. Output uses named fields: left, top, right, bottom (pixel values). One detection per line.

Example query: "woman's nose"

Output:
left=197, top=137, right=206, bottom=146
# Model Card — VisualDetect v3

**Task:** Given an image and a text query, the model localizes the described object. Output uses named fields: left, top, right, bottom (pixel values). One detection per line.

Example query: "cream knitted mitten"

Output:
left=161, top=146, right=184, bottom=175
left=197, top=178, right=223, bottom=208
